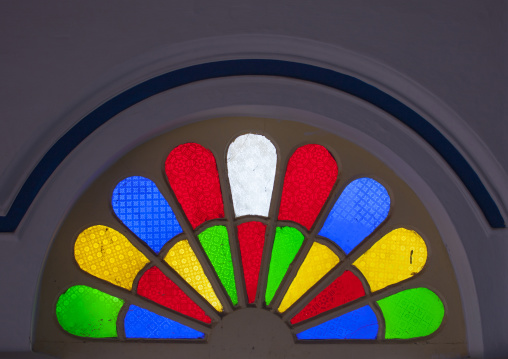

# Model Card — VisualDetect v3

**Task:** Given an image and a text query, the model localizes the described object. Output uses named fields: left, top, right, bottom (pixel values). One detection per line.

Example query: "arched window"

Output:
left=34, top=118, right=467, bottom=358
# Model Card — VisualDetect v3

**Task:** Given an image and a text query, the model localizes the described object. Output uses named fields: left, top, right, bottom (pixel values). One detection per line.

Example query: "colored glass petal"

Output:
left=124, top=305, right=204, bottom=339
left=112, top=176, right=182, bottom=253
left=278, top=144, right=338, bottom=230
left=377, top=288, right=444, bottom=339
left=227, top=134, right=277, bottom=217
left=137, top=266, right=211, bottom=323
left=237, top=221, right=266, bottom=303
left=56, top=285, right=123, bottom=338
left=353, top=228, right=427, bottom=292
left=74, top=225, right=149, bottom=290
left=165, top=143, right=224, bottom=228
left=198, top=226, right=238, bottom=306
left=265, top=226, right=305, bottom=305
left=164, top=239, right=223, bottom=312
left=291, top=270, right=365, bottom=324
left=278, top=242, right=340, bottom=312
left=318, top=178, right=390, bottom=254
left=296, top=305, right=378, bottom=340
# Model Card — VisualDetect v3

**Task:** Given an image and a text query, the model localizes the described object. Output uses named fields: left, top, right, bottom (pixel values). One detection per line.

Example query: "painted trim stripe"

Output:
left=0, top=59, right=503, bottom=231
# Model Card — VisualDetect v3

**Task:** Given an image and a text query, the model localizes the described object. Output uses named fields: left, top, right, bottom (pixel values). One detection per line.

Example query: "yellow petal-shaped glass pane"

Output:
left=74, top=225, right=149, bottom=290
left=164, top=239, right=223, bottom=312
left=353, top=228, right=427, bottom=292
left=278, top=242, right=340, bottom=313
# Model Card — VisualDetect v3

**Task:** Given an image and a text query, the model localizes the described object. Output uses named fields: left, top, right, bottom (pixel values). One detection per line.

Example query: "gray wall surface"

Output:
left=0, top=1, right=506, bottom=358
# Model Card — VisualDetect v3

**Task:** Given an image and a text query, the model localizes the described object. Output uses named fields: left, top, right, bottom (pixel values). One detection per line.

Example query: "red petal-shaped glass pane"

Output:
left=278, top=144, right=338, bottom=230
left=290, top=270, right=365, bottom=324
left=137, top=266, right=212, bottom=324
left=165, top=143, right=225, bottom=228
left=237, top=221, right=266, bottom=303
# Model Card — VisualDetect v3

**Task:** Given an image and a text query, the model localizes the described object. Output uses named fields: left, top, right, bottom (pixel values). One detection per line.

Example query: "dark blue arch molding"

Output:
left=0, top=59, right=504, bottom=231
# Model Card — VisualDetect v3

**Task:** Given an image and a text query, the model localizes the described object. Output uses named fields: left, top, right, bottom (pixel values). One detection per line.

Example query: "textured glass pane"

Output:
left=353, top=228, right=427, bottom=292
left=124, top=305, right=204, bottom=339
left=227, top=134, right=277, bottom=217
left=296, top=305, right=378, bottom=340
left=56, top=285, right=123, bottom=338
left=165, top=143, right=224, bottom=229
left=278, top=242, right=340, bottom=312
left=112, top=176, right=182, bottom=253
left=198, top=226, right=238, bottom=306
left=318, top=178, right=390, bottom=254
left=74, top=225, right=149, bottom=290
left=278, top=144, right=338, bottom=230
left=291, top=271, right=365, bottom=324
left=265, top=227, right=305, bottom=305
left=137, top=266, right=211, bottom=323
left=237, top=221, right=266, bottom=303
left=377, top=288, right=444, bottom=339
left=164, top=239, right=223, bottom=312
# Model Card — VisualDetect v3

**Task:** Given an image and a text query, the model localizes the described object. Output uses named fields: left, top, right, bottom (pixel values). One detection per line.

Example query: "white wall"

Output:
left=0, top=1, right=506, bottom=357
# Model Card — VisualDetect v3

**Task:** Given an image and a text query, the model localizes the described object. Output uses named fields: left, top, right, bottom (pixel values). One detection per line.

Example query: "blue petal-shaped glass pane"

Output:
left=112, top=176, right=182, bottom=253
left=318, top=178, right=390, bottom=254
left=124, top=305, right=205, bottom=339
left=296, top=305, right=378, bottom=340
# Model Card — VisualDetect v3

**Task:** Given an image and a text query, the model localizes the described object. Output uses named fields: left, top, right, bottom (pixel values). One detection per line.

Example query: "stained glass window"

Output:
left=278, top=242, right=340, bottom=313
left=290, top=270, right=365, bottom=324
left=197, top=226, right=238, bottom=305
left=227, top=134, right=277, bottom=217
left=165, top=143, right=225, bottom=228
left=278, top=144, right=338, bottom=230
left=296, top=305, right=379, bottom=340
left=164, top=239, right=223, bottom=312
left=237, top=221, right=266, bottom=303
left=56, top=285, right=123, bottom=338
left=47, top=128, right=452, bottom=348
left=353, top=228, right=427, bottom=292
left=265, top=226, right=305, bottom=305
left=124, top=305, right=205, bottom=339
left=112, top=176, right=182, bottom=253
left=318, top=178, right=390, bottom=254
left=137, top=266, right=212, bottom=323
left=74, top=225, right=150, bottom=290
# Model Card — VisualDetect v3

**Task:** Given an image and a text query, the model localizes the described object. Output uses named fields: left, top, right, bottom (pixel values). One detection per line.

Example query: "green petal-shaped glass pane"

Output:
left=377, top=287, right=444, bottom=339
left=198, top=226, right=238, bottom=306
left=56, top=285, right=124, bottom=338
left=265, top=226, right=305, bottom=305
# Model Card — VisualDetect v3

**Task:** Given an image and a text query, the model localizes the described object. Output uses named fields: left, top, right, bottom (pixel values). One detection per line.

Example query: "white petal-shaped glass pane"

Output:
left=227, top=134, right=277, bottom=217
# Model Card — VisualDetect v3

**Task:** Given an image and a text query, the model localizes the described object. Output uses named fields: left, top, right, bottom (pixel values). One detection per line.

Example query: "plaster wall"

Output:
left=0, top=1, right=507, bottom=358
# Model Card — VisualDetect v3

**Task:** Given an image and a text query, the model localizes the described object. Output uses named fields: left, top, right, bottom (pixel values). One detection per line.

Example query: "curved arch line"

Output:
left=0, top=59, right=504, bottom=232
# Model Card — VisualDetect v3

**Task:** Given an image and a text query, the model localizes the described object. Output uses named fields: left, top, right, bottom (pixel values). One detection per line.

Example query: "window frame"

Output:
left=34, top=117, right=467, bottom=358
